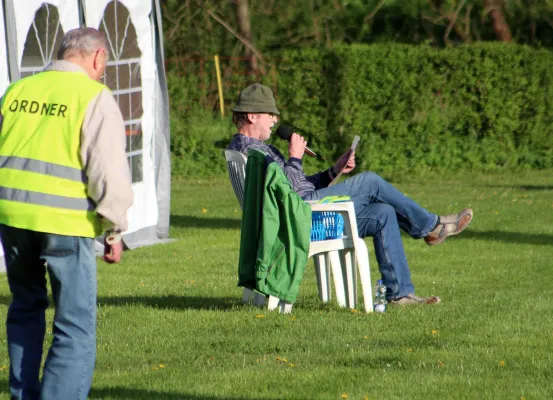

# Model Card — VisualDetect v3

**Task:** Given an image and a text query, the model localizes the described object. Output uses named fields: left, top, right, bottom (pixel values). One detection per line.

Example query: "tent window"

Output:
left=129, top=154, right=143, bottom=184
left=100, top=0, right=143, bottom=184
left=21, top=4, right=64, bottom=78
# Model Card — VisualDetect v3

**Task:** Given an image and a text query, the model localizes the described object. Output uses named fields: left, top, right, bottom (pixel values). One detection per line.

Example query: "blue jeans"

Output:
left=303, top=172, right=438, bottom=300
left=0, top=224, right=97, bottom=400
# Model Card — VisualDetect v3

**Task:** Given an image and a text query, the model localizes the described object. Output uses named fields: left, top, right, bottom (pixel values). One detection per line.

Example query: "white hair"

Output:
left=57, top=27, right=109, bottom=60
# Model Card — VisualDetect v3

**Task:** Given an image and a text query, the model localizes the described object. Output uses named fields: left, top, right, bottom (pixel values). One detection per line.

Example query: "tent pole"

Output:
left=3, top=0, right=19, bottom=82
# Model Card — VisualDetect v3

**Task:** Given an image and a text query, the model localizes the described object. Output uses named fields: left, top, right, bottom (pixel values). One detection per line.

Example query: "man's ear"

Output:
left=246, top=113, right=256, bottom=124
left=93, top=49, right=105, bottom=72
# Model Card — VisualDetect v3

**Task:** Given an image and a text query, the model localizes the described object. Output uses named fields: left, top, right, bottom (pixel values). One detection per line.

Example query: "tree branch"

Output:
left=464, top=4, right=473, bottom=40
left=444, top=0, right=466, bottom=45
left=364, top=0, right=386, bottom=24
left=234, top=0, right=258, bottom=73
left=205, top=8, right=265, bottom=63
left=165, top=0, right=194, bottom=40
left=484, top=0, right=512, bottom=42
left=422, top=14, right=448, bottom=26
left=426, top=0, right=440, bottom=14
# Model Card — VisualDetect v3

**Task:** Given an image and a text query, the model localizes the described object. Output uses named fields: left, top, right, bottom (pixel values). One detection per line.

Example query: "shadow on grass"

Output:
left=0, top=380, right=269, bottom=400
left=481, top=184, right=553, bottom=191
left=0, top=295, right=242, bottom=311
left=170, top=215, right=240, bottom=230
left=89, top=387, right=270, bottom=399
left=457, top=230, right=553, bottom=246
left=97, top=295, right=242, bottom=311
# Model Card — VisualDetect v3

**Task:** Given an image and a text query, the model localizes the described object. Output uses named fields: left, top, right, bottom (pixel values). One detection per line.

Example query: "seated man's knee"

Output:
left=372, top=203, right=397, bottom=226
left=358, top=171, right=383, bottom=184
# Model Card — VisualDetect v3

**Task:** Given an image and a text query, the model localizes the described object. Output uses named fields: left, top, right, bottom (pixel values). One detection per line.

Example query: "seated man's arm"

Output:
left=285, top=134, right=334, bottom=189
left=306, top=169, right=334, bottom=189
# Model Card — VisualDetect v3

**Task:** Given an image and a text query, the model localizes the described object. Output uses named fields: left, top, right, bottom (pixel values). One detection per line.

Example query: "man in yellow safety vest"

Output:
left=0, top=27, right=133, bottom=400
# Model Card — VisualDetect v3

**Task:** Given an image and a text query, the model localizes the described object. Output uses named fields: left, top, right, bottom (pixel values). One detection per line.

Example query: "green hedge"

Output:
left=277, top=42, right=553, bottom=173
left=169, top=42, right=553, bottom=176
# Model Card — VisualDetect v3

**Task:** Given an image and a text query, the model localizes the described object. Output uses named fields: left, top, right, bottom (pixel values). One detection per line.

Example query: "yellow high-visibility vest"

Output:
left=0, top=70, right=108, bottom=237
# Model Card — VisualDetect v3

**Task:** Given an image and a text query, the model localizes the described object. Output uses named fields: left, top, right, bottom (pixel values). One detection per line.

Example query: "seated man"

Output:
left=227, top=83, right=473, bottom=305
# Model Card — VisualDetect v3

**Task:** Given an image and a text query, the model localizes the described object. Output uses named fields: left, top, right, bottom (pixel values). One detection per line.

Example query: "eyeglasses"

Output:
left=97, top=48, right=108, bottom=81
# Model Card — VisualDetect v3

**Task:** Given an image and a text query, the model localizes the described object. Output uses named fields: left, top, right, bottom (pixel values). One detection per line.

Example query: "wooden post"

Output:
left=214, top=55, right=225, bottom=117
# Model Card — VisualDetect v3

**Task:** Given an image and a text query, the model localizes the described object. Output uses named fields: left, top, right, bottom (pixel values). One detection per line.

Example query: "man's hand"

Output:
left=289, top=133, right=308, bottom=159
left=333, top=150, right=356, bottom=175
left=103, top=232, right=123, bottom=263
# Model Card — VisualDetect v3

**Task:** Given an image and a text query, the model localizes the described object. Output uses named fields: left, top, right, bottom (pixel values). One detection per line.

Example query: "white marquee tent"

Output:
left=0, top=0, right=171, bottom=270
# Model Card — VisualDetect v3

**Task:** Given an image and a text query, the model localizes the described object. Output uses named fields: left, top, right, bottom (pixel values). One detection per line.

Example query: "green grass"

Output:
left=1, top=171, right=553, bottom=399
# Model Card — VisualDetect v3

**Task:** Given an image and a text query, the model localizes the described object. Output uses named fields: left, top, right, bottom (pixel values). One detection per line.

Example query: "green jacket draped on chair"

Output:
left=238, top=149, right=312, bottom=303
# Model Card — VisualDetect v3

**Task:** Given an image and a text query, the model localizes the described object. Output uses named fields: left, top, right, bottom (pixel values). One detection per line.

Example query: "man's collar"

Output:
left=44, top=60, right=89, bottom=76
left=237, top=132, right=265, bottom=143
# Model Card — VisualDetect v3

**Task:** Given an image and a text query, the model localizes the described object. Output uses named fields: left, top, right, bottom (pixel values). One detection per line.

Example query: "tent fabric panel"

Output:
left=4, top=0, right=20, bottom=81
left=153, top=0, right=170, bottom=239
left=95, top=226, right=174, bottom=255
left=121, top=225, right=175, bottom=250
left=83, top=0, right=158, bottom=237
left=0, top=0, right=5, bottom=265
left=9, top=0, right=79, bottom=72
left=0, top=0, right=10, bottom=92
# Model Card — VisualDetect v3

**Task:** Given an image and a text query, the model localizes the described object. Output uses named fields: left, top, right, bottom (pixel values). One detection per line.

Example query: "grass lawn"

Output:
left=0, top=171, right=552, bottom=399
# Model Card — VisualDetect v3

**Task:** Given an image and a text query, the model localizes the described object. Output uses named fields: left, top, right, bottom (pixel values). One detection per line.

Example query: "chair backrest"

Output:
left=224, top=149, right=347, bottom=240
left=224, top=149, right=248, bottom=209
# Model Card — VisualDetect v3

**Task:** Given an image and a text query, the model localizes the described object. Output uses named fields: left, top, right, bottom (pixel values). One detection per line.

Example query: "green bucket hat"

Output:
left=231, top=83, right=280, bottom=115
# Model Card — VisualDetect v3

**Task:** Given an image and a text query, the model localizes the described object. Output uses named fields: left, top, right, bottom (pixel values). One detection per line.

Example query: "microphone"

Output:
left=275, top=125, right=317, bottom=158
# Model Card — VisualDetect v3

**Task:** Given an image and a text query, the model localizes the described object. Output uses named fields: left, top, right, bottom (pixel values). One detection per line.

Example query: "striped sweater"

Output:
left=227, top=133, right=332, bottom=199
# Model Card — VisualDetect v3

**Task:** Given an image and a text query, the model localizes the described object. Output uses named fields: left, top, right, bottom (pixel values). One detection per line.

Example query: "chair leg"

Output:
left=328, top=250, right=346, bottom=307
left=355, top=238, right=373, bottom=313
left=267, top=295, right=279, bottom=310
left=267, top=295, right=294, bottom=313
left=340, top=249, right=357, bottom=309
left=267, top=296, right=294, bottom=314
left=242, top=287, right=254, bottom=303
left=279, top=301, right=294, bottom=314
left=253, top=292, right=267, bottom=307
left=325, top=255, right=331, bottom=300
left=314, top=253, right=331, bottom=303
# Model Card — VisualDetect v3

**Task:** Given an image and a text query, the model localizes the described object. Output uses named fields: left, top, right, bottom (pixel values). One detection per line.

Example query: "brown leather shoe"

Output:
left=425, top=208, right=473, bottom=246
left=389, top=293, right=442, bottom=305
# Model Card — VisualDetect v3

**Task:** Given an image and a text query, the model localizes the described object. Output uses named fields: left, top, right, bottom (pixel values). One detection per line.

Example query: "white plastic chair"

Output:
left=224, top=149, right=373, bottom=313
left=224, top=150, right=247, bottom=210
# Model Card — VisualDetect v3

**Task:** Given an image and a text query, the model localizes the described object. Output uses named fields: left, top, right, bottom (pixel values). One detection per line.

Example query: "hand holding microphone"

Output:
left=275, top=125, right=317, bottom=158
left=288, top=133, right=309, bottom=159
